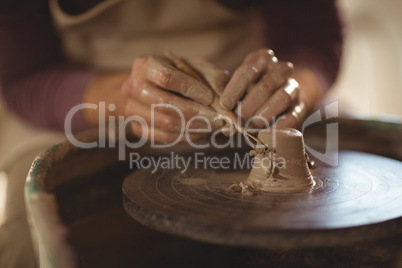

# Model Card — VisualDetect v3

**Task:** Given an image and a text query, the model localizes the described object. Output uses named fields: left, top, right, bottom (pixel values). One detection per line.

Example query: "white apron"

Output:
left=49, top=0, right=264, bottom=71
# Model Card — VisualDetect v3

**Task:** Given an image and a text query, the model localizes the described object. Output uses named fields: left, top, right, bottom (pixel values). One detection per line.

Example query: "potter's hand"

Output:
left=121, top=54, right=228, bottom=144
left=219, top=48, right=305, bottom=129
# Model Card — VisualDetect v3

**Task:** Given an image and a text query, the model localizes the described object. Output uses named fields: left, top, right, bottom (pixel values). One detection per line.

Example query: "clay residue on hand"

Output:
left=233, top=128, right=315, bottom=194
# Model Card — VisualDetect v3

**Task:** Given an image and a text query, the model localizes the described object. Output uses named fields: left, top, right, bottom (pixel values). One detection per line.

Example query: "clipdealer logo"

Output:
left=64, top=101, right=339, bottom=167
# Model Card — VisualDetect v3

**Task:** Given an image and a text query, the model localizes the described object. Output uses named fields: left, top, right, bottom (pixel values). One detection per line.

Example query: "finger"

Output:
left=236, top=61, right=294, bottom=121
left=221, top=123, right=240, bottom=137
left=251, top=79, right=300, bottom=128
left=146, top=55, right=213, bottom=105
left=123, top=81, right=221, bottom=127
left=186, top=58, right=230, bottom=96
left=130, top=121, right=208, bottom=145
left=125, top=100, right=211, bottom=133
left=220, top=49, right=276, bottom=110
left=123, top=81, right=185, bottom=118
left=275, top=101, right=307, bottom=129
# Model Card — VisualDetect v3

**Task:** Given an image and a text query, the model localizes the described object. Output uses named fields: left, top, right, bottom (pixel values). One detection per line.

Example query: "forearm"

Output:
left=1, top=63, right=95, bottom=132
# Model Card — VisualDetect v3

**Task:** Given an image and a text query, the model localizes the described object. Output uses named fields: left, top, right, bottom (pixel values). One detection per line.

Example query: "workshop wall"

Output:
left=329, top=0, right=402, bottom=118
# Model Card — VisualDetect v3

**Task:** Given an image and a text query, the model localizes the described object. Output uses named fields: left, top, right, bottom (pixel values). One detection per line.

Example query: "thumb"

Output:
left=186, top=58, right=230, bottom=96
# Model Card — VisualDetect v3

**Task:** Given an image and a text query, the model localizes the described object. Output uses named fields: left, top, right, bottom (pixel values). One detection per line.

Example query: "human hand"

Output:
left=121, top=54, right=229, bottom=144
left=219, top=48, right=307, bottom=130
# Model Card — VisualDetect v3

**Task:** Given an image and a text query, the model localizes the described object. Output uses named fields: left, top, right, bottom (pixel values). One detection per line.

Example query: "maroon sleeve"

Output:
left=261, top=0, right=343, bottom=89
left=0, top=1, right=95, bottom=133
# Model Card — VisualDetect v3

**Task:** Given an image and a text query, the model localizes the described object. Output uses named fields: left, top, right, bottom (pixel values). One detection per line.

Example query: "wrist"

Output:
left=83, top=71, right=130, bottom=127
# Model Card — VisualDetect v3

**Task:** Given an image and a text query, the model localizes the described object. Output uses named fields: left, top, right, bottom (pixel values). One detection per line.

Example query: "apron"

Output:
left=49, top=0, right=264, bottom=71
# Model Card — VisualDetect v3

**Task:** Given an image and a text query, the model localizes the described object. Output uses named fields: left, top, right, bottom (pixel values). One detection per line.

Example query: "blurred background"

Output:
left=329, top=0, right=402, bottom=118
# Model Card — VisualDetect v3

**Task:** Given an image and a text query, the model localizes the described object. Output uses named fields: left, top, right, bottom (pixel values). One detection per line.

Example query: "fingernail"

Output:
left=220, top=98, right=232, bottom=110
left=204, top=91, right=213, bottom=105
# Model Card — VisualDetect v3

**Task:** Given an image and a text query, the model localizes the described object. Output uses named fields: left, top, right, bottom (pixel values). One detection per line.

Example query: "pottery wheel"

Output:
left=123, top=151, right=402, bottom=249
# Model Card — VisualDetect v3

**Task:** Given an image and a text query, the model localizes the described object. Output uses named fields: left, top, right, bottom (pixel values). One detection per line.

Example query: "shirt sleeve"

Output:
left=261, top=0, right=343, bottom=89
left=0, top=1, right=95, bottom=133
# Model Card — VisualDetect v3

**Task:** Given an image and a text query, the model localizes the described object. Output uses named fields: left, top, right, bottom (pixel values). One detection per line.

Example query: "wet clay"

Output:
left=239, top=128, right=315, bottom=194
